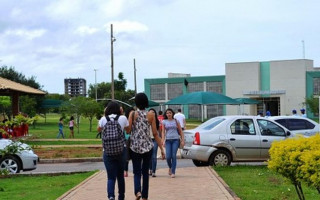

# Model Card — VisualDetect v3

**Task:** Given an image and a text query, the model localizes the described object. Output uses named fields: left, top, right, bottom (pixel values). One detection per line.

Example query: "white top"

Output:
left=99, top=114, right=129, bottom=130
left=174, top=112, right=185, bottom=128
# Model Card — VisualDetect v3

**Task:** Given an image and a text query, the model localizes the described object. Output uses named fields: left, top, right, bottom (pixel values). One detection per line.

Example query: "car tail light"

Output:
left=193, top=132, right=200, bottom=145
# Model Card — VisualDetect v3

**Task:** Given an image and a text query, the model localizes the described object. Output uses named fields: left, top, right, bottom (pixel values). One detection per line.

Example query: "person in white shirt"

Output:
left=174, top=108, right=186, bottom=130
left=292, top=109, right=299, bottom=116
left=300, top=108, right=307, bottom=117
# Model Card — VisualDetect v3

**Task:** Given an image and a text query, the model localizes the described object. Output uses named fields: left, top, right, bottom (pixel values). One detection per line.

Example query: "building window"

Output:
left=168, top=83, right=183, bottom=100
left=188, top=82, right=203, bottom=92
left=188, top=105, right=201, bottom=119
left=206, top=81, right=223, bottom=117
left=206, top=81, right=222, bottom=93
left=150, top=84, right=165, bottom=100
left=313, top=78, right=320, bottom=95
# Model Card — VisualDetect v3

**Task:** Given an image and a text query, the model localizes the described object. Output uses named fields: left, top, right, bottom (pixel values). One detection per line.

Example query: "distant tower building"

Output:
left=64, top=78, right=87, bottom=97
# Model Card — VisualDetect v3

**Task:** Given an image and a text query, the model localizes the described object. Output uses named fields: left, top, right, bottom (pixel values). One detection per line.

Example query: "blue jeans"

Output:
left=149, top=139, right=158, bottom=173
left=56, top=129, right=64, bottom=138
left=103, top=152, right=125, bottom=200
left=131, top=149, right=152, bottom=199
left=165, top=139, right=180, bottom=174
left=123, top=146, right=129, bottom=171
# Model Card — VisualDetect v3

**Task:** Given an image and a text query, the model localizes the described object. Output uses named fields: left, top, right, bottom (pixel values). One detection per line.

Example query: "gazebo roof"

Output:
left=0, top=76, right=45, bottom=95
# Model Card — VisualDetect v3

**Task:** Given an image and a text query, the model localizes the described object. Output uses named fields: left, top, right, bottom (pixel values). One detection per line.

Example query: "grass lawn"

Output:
left=214, top=165, right=319, bottom=200
left=29, top=113, right=99, bottom=139
left=0, top=171, right=96, bottom=200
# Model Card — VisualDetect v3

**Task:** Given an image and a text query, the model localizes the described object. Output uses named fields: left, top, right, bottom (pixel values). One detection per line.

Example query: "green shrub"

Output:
left=268, top=134, right=320, bottom=200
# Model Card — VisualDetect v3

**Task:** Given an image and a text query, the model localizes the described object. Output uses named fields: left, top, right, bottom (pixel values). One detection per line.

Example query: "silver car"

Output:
left=0, top=139, right=38, bottom=174
left=181, top=115, right=292, bottom=166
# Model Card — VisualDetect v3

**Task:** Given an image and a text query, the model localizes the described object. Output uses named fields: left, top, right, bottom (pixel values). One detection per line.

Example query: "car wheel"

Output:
left=209, top=150, right=231, bottom=166
left=0, top=155, right=21, bottom=174
left=192, top=159, right=209, bottom=167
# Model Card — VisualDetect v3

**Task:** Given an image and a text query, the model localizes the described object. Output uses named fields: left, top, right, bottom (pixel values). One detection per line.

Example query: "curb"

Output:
left=39, top=157, right=103, bottom=163
left=57, top=170, right=104, bottom=200
left=210, top=167, right=241, bottom=200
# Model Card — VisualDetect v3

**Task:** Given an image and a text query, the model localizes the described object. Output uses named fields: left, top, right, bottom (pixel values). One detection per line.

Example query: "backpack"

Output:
left=102, top=115, right=125, bottom=156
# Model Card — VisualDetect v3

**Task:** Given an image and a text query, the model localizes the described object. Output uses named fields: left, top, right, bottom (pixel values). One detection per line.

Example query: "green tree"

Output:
left=19, top=96, right=37, bottom=117
left=87, top=72, right=133, bottom=104
left=305, top=96, right=318, bottom=116
left=0, top=66, right=42, bottom=89
left=81, top=98, right=103, bottom=131
left=0, top=66, right=45, bottom=117
left=0, top=96, right=11, bottom=120
left=88, top=82, right=111, bottom=99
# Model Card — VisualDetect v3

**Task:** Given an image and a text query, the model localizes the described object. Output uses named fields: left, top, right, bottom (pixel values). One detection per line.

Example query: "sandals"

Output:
left=135, top=192, right=142, bottom=200
left=168, top=168, right=172, bottom=175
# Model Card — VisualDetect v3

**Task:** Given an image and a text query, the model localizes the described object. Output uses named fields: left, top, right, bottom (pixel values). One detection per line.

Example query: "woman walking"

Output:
left=127, top=93, right=165, bottom=200
left=161, top=108, right=184, bottom=178
left=56, top=117, right=65, bottom=139
left=98, top=101, right=129, bottom=200
left=148, top=108, right=161, bottom=177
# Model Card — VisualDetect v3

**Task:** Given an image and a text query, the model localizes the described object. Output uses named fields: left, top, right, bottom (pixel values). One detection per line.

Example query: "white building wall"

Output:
left=270, top=59, right=313, bottom=115
left=225, top=62, right=260, bottom=115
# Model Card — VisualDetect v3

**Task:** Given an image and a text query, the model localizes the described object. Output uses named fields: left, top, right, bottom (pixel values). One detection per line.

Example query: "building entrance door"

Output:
left=256, top=97, right=280, bottom=116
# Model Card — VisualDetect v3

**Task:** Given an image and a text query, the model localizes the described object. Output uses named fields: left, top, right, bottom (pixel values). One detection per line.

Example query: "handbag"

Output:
left=175, top=119, right=184, bottom=149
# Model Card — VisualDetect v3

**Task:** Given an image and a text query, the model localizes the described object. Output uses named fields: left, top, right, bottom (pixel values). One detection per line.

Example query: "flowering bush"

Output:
left=268, top=134, right=320, bottom=199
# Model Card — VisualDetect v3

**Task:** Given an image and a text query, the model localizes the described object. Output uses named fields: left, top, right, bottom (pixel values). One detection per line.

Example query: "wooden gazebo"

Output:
left=0, top=76, right=46, bottom=116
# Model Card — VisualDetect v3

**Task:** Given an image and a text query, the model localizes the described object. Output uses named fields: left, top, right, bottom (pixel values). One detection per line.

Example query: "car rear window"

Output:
left=197, top=118, right=225, bottom=130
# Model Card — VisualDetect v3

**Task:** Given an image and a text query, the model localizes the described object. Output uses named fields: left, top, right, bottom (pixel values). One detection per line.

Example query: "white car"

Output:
left=269, top=116, right=319, bottom=137
left=0, top=139, right=38, bottom=174
left=181, top=115, right=293, bottom=166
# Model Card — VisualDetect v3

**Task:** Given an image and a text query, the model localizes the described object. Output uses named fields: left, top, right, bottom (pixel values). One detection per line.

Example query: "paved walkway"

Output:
left=58, top=167, right=238, bottom=200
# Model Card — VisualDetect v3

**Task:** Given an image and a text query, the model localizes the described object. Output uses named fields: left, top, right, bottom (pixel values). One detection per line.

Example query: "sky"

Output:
left=1, top=0, right=320, bottom=94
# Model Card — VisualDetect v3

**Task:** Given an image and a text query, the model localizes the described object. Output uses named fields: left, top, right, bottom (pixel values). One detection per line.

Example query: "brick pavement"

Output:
left=58, top=167, right=238, bottom=200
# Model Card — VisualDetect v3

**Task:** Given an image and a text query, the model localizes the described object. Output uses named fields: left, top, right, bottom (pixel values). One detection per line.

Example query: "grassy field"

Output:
left=29, top=113, right=99, bottom=139
left=0, top=171, right=96, bottom=200
left=214, top=165, right=319, bottom=200
left=27, top=113, right=201, bottom=140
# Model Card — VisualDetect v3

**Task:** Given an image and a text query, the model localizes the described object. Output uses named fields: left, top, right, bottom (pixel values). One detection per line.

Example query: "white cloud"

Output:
left=4, top=29, right=47, bottom=40
left=75, top=26, right=99, bottom=35
left=104, top=20, right=149, bottom=33
left=101, top=0, right=126, bottom=18
left=45, top=0, right=82, bottom=20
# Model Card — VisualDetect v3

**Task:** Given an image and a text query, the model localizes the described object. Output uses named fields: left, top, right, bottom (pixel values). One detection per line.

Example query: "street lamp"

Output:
left=94, top=69, right=98, bottom=102
left=110, top=24, right=116, bottom=100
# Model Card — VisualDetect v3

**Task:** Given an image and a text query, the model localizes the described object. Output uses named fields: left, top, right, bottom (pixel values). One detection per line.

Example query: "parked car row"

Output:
left=181, top=115, right=319, bottom=166
left=0, top=139, right=38, bottom=174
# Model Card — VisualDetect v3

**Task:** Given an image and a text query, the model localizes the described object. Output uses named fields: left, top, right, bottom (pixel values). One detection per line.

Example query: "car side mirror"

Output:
left=286, top=131, right=291, bottom=136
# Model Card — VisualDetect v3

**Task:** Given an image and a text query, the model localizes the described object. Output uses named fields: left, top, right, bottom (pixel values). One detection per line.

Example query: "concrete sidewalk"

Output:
left=58, top=167, right=239, bottom=200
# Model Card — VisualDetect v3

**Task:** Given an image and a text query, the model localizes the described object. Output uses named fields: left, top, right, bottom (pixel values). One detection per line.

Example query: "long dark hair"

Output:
left=105, top=101, right=121, bottom=116
left=125, top=107, right=135, bottom=118
left=149, top=108, right=159, bottom=130
left=164, top=108, right=175, bottom=120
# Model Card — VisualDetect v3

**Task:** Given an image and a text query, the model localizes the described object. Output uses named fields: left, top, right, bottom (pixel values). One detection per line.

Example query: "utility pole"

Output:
left=134, top=58, right=137, bottom=95
left=110, top=24, right=116, bottom=100
left=94, top=69, right=98, bottom=102
left=302, top=40, right=305, bottom=59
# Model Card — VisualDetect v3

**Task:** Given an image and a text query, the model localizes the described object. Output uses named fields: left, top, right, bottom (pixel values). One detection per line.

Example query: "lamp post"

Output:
left=134, top=58, right=137, bottom=95
left=94, top=69, right=98, bottom=102
left=110, top=24, right=116, bottom=100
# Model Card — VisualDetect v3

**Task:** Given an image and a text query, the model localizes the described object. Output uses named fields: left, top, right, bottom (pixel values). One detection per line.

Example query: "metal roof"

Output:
left=0, top=76, right=46, bottom=95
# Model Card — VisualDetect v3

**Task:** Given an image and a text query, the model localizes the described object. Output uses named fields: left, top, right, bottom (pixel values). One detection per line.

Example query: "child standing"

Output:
left=57, top=117, right=65, bottom=139
left=69, top=116, right=77, bottom=138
